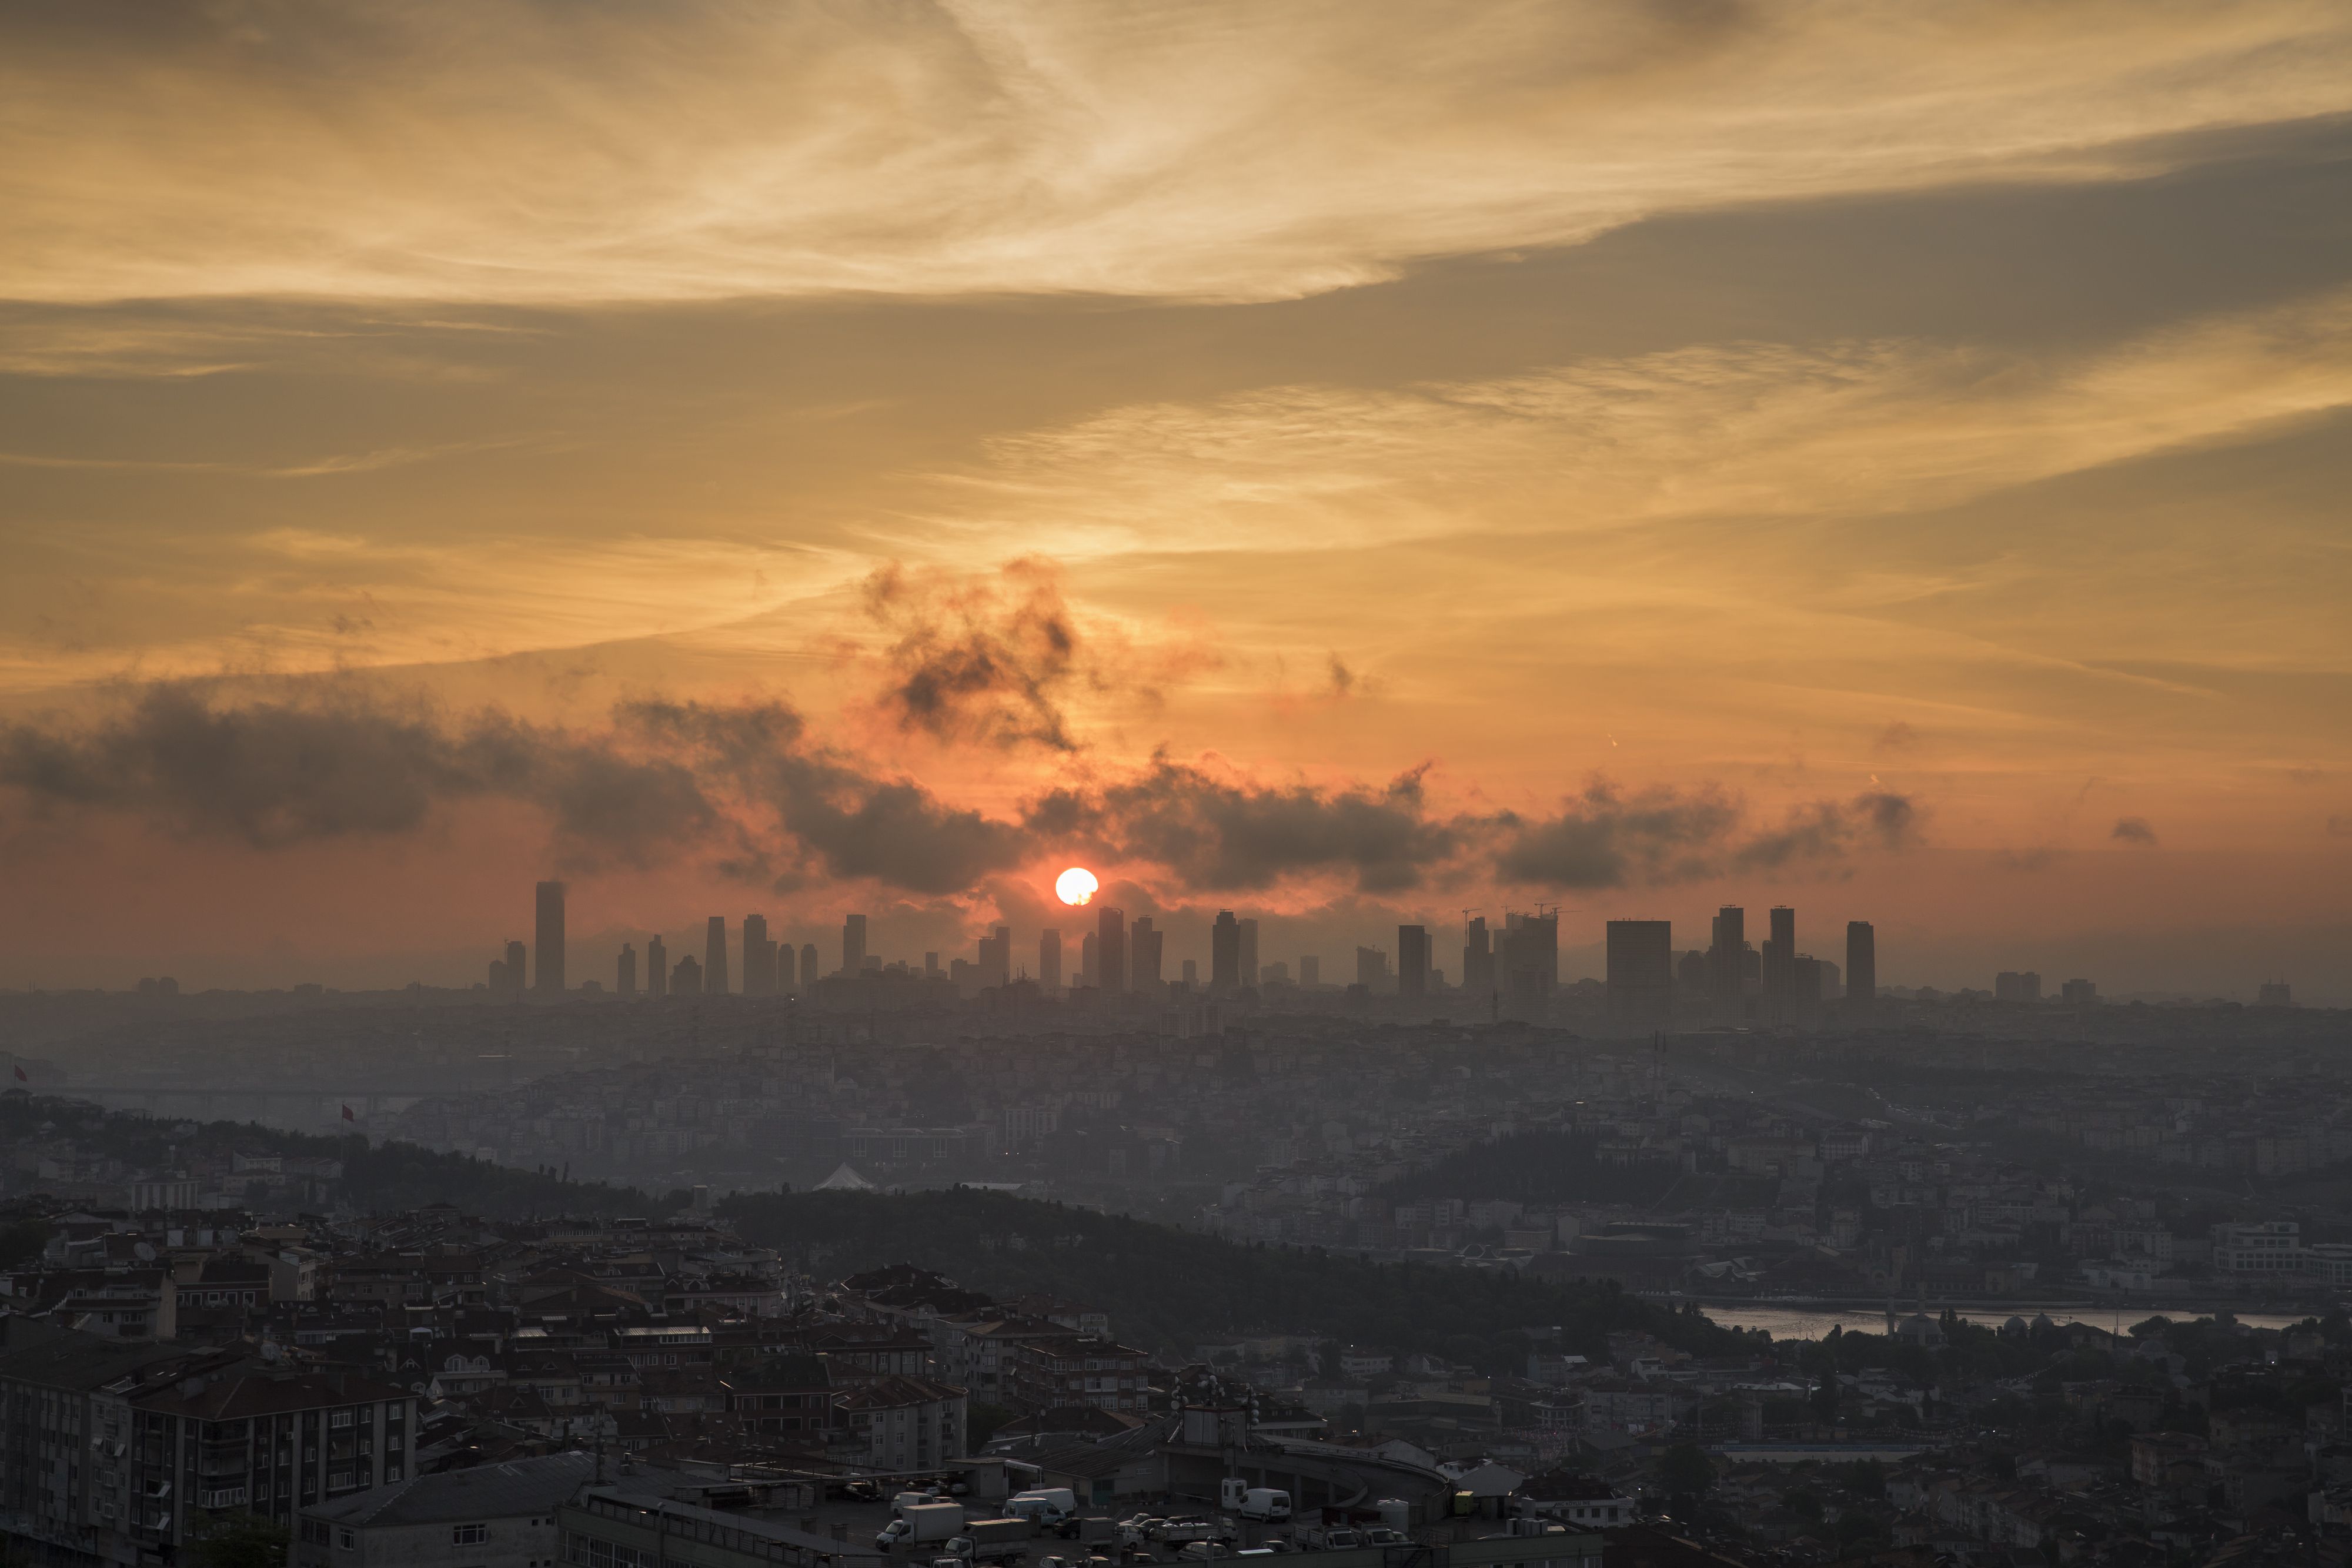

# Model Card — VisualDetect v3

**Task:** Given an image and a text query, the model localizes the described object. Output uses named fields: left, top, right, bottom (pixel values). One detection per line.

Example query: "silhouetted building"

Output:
left=2062, top=977, right=2097, bottom=1004
left=1238, top=918, right=1259, bottom=991
left=671, top=954, right=703, bottom=997
left=977, top=924, right=1011, bottom=989
left=1462, top=915, right=1494, bottom=998
left=501, top=938, right=527, bottom=996
left=1676, top=947, right=1706, bottom=1000
left=1397, top=925, right=1430, bottom=998
left=1130, top=917, right=1162, bottom=992
left=1080, top=930, right=1098, bottom=988
left=742, top=914, right=774, bottom=996
left=617, top=943, right=637, bottom=998
left=1095, top=906, right=1127, bottom=994
left=1180, top=958, right=1198, bottom=985
left=1211, top=911, right=1241, bottom=991
left=1356, top=945, right=1389, bottom=989
left=799, top=942, right=818, bottom=988
left=1497, top=910, right=1558, bottom=1018
left=1762, top=905, right=1796, bottom=1021
left=1605, top=919, right=1675, bottom=1028
left=1994, top=970, right=2042, bottom=1002
left=1299, top=955, right=1320, bottom=988
left=534, top=881, right=566, bottom=995
left=777, top=937, right=797, bottom=992
left=487, top=957, right=510, bottom=991
left=2257, top=979, right=2293, bottom=1007
left=841, top=914, right=867, bottom=978
left=647, top=935, right=667, bottom=998
left=1845, top=920, right=1876, bottom=1007
left=1040, top=928, right=1062, bottom=990
left=703, top=915, right=729, bottom=996
left=1709, top=905, right=1745, bottom=1018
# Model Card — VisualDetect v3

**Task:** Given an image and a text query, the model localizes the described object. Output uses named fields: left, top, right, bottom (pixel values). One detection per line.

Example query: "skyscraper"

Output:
left=647, top=935, right=667, bottom=998
left=503, top=939, right=527, bottom=997
left=841, top=914, right=867, bottom=978
left=799, top=942, right=818, bottom=989
left=671, top=954, right=703, bottom=997
left=1497, top=910, right=1558, bottom=1017
left=1080, top=930, right=1097, bottom=988
left=1211, top=911, right=1240, bottom=991
left=1299, top=955, right=1320, bottom=988
left=534, top=881, right=566, bottom=996
left=1762, top=906, right=1796, bottom=1019
left=617, top=943, right=637, bottom=998
left=777, top=940, right=797, bottom=993
left=1397, top=924, right=1431, bottom=998
left=742, top=914, right=773, bottom=996
left=1356, top=946, right=1389, bottom=989
left=977, top=924, right=1011, bottom=989
left=1709, top=906, right=1745, bottom=1017
left=1846, top=921, right=1876, bottom=1006
left=705, top=915, right=730, bottom=996
left=1462, top=915, right=1494, bottom=998
left=1238, top=918, right=1259, bottom=990
left=1095, top=905, right=1126, bottom=993
left=487, top=957, right=510, bottom=991
left=1605, top=920, right=1675, bottom=1028
left=1040, top=928, right=1062, bottom=990
left=1180, top=958, right=1197, bottom=986
left=1130, top=917, right=1163, bottom=991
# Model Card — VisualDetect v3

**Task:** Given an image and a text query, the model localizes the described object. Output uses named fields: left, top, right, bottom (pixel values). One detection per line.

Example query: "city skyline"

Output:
left=1, top=5, right=2348, bottom=1000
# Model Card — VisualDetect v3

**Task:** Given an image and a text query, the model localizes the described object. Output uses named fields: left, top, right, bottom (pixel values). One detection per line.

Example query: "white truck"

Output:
left=1239, top=1490, right=1291, bottom=1524
left=880, top=1505, right=968, bottom=1551
left=1006, top=1490, right=1077, bottom=1526
left=946, top=1518, right=1037, bottom=1564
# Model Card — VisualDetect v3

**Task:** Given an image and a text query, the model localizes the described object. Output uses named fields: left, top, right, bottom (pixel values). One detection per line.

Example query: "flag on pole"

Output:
left=341, top=1105, right=355, bottom=1122
left=11, top=1066, right=25, bottom=1083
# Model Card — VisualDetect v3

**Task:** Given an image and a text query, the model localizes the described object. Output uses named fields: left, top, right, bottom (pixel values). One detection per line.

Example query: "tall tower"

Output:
left=617, top=943, right=637, bottom=998
left=1040, top=928, right=1063, bottom=990
left=1462, top=916, right=1494, bottom=998
left=1606, top=920, right=1675, bottom=1028
left=1211, top=911, right=1240, bottom=991
left=647, top=935, right=668, bottom=998
left=742, top=914, right=770, bottom=996
left=533, top=881, right=566, bottom=996
left=1846, top=921, right=1876, bottom=1008
left=1763, top=906, right=1796, bottom=1018
left=1096, top=906, right=1127, bottom=994
left=503, top=940, right=527, bottom=997
left=777, top=939, right=797, bottom=993
left=842, top=914, right=867, bottom=977
left=1397, top=925, right=1431, bottom=998
left=1709, top=905, right=1745, bottom=1017
left=1130, top=917, right=1164, bottom=992
left=1238, top=918, right=1259, bottom=989
left=705, top=915, right=730, bottom=996
left=799, top=942, right=819, bottom=989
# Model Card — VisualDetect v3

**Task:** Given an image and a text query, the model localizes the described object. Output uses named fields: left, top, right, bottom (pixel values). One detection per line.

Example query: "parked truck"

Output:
left=946, top=1518, right=1037, bottom=1564
left=880, top=1505, right=968, bottom=1551
left=1006, top=1491, right=1077, bottom=1526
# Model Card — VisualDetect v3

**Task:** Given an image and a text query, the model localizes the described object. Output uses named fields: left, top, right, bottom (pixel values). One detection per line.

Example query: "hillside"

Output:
left=720, top=1186, right=1745, bottom=1371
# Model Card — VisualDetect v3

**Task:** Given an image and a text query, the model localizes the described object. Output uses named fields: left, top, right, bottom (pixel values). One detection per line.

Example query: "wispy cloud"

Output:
left=4, top=2, right=2347, bottom=305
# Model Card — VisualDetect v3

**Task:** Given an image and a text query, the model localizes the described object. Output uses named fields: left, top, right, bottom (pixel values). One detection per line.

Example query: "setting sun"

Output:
left=1054, top=867, right=1099, bottom=907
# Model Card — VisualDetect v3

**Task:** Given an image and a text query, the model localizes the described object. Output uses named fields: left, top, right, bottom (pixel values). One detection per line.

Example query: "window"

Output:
left=300, top=1519, right=329, bottom=1546
left=337, top=1529, right=358, bottom=1550
left=329, top=1411, right=356, bottom=1429
left=454, top=1524, right=490, bottom=1546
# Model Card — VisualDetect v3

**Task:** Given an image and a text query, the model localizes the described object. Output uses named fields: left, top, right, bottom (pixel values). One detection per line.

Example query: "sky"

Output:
left=2, top=0, right=2348, bottom=998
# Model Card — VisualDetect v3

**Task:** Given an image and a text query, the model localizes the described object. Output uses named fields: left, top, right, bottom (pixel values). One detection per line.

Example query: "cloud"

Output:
left=0, top=681, right=1927, bottom=901
left=2111, top=815, right=2160, bottom=845
left=1872, top=721, right=1923, bottom=753
left=859, top=558, right=1121, bottom=752
left=5, top=2, right=2348, bottom=306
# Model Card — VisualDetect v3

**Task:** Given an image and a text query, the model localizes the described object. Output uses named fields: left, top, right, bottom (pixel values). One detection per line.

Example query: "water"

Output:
left=1693, top=1303, right=2312, bottom=1340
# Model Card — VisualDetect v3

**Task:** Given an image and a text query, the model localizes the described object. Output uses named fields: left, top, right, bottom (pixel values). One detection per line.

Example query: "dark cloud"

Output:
left=1327, top=655, right=1355, bottom=699
left=860, top=558, right=1100, bottom=751
left=2111, top=815, right=2159, bottom=845
left=1492, top=781, right=1739, bottom=887
left=1025, top=756, right=1465, bottom=894
left=1872, top=720, right=1923, bottom=753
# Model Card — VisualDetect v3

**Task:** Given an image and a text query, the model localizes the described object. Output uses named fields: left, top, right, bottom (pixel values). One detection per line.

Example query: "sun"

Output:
left=1054, top=866, right=1099, bottom=906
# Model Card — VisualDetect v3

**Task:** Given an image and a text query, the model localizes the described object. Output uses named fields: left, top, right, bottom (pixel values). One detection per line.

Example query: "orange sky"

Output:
left=2, top=1, right=2348, bottom=998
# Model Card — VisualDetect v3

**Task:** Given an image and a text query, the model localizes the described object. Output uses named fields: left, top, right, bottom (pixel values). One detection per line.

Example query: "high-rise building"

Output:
left=1299, top=955, right=1320, bottom=988
left=1238, top=918, right=1259, bottom=991
left=1845, top=921, right=1875, bottom=1008
left=487, top=957, right=509, bottom=991
left=2062, top=977, right=2097, bottom=1005
left=1211, top=911, right=1241, bottom=991
left=1676, top=948, right=1707, bottom=999
left=1040, top=929, right=1063, bottom=989
left=1709, top=906, right=1745, bottom=1016
left=1462, top=915, right=1494, bottom=998
left=1398, top=925, right=1431, bottom=998
left=1497, top=910, right=1558, bottom=1017
left=503, top=939, right=527, bottom=996
left=777, top=938, right=797, bottom=992
left=926, top=951, right=941, bottom=977
left=1761, top=906, right=1796, bottom=1018
left=647, top=935, right=667, bottom=998
left=977, top=924, right=1011, bottom=989
left=2256, top=979, right=2293, bottom=1007
left=1130, top=917, right=1163, bottom=992
left=1605, top=920, right=1675, bottom=1028
left=699, top=915, right=727, bottom=996
left=617, top=943, right=637, bottom=998
left=534, top=881, right=566, bottom=995
left=799, top=942, right=818, bottom=988
left=742, top=914, right=773, bottom=996
left=1994, top=970, right=2042, bottom=1003
left=1180, top=957, right=1197, bottom=986
left=1080, top=930, right=1098, bottom=988
left=1356, top=946, right=1389, bottom=989
left=1095, top=906, right=1127, bottom=993
left=841, top=914, right=867, bottom=978
left=671, top=953, right=703, bottom=997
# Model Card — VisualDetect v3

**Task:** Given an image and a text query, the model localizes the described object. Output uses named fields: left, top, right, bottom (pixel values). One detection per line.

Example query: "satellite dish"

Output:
left=133, top=1243, right=156, bottom=1261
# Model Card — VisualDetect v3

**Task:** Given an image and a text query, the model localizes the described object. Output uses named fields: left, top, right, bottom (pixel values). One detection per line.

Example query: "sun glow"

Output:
left=1055, top=866, right=1099, bottom=906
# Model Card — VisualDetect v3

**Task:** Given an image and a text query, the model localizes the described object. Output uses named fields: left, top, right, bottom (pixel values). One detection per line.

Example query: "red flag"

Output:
left=11, top=1066, right=24, bottom=1083
left=341, top=1104, right=355, bottom=1122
